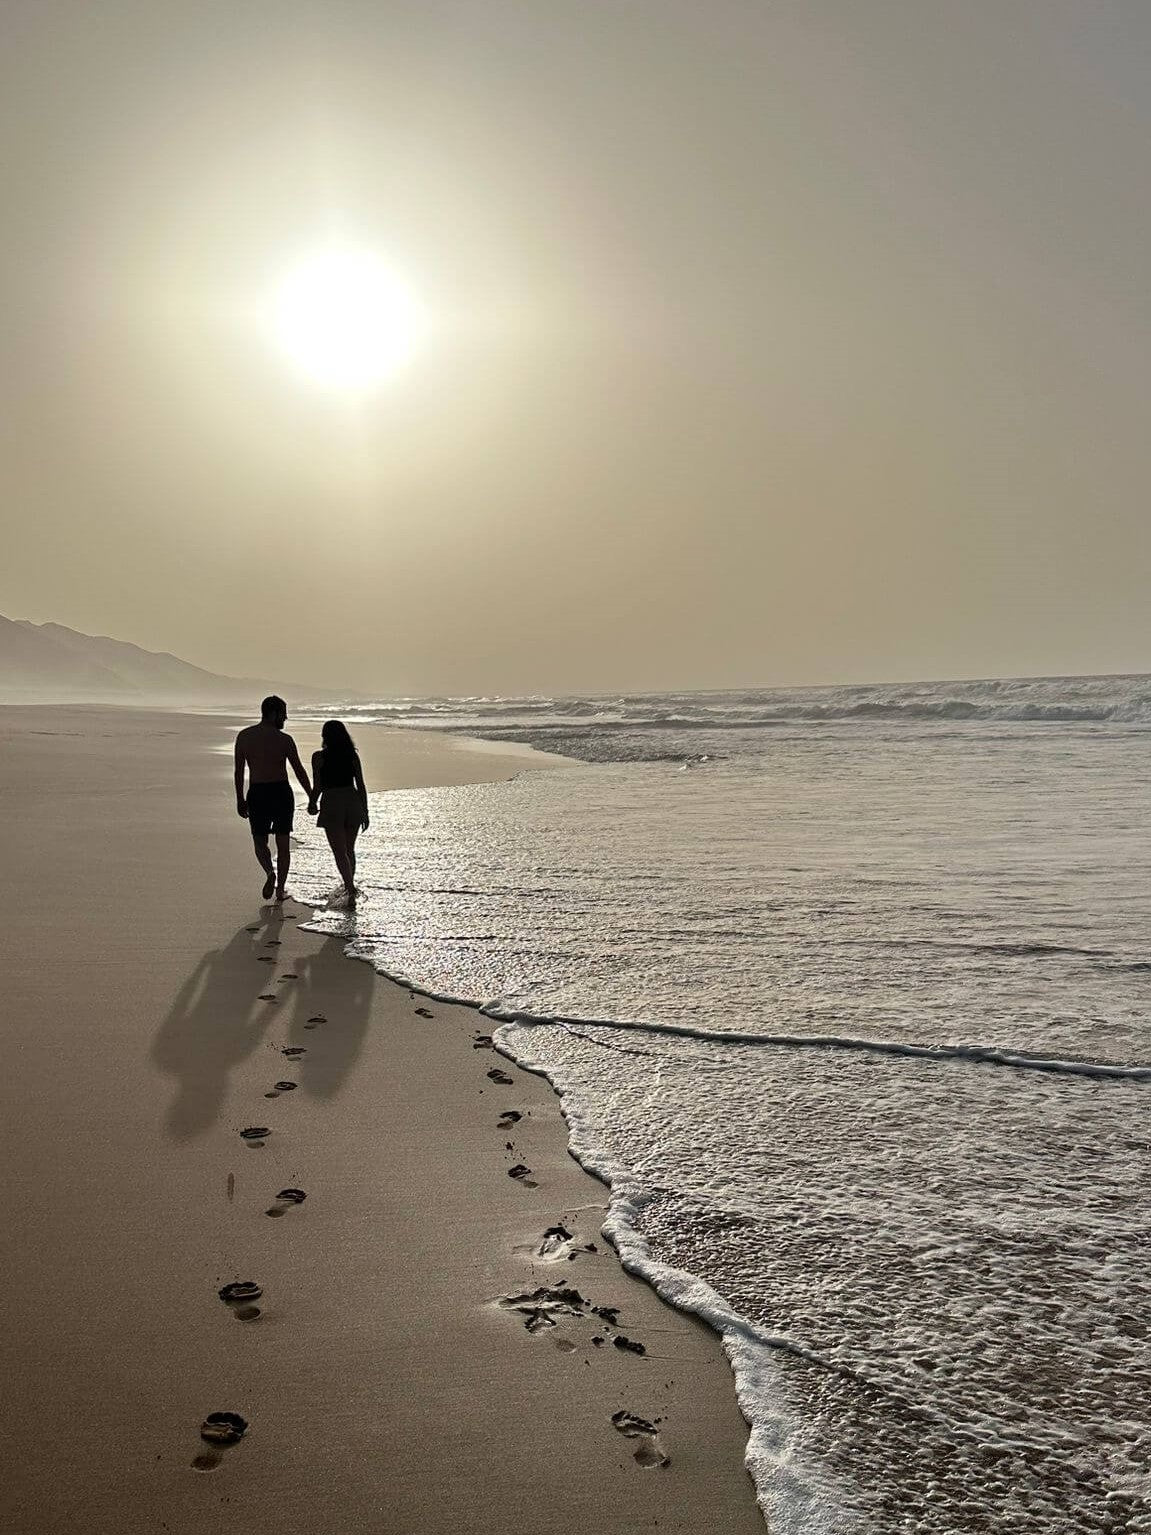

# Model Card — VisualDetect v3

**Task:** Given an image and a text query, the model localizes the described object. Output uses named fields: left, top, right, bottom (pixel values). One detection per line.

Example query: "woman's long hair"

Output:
left=321, top=719, right=357, bottom=779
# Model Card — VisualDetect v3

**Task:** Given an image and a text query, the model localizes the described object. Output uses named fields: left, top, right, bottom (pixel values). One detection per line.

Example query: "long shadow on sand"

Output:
left=151, top=912, right=373, bottom=1139
left=278, top=935, right=374, bottom=1103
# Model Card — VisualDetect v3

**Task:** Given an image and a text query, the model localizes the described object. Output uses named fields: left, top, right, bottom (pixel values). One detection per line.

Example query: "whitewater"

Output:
left=296, top=675, right=1151, bottom=1533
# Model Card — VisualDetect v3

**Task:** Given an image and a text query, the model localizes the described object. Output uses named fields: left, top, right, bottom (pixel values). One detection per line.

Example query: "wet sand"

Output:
left=0, top=706, right=763, bottom=1534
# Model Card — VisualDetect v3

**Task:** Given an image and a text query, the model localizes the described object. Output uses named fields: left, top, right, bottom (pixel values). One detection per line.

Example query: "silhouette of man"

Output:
left=234, top=696, right=313, bottom=901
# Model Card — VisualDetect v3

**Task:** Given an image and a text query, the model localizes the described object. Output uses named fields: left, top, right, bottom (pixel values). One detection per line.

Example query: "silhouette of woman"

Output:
left=307, top=720, right=369, bottom=905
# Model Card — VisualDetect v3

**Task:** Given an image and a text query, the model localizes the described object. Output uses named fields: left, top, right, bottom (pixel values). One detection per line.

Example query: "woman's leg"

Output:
left=346, top=821, right=360, bottom=886
left=323, top=825, right=355, bottom=897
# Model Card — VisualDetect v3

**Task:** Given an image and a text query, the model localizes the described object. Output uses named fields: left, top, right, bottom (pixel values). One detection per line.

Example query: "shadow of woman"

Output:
left=281, top=935, right=376, bottom=1102
left=151, top=911, right=289, bottom=1140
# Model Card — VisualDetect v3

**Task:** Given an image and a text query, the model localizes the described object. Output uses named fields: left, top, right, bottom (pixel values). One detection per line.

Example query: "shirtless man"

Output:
left=234, top=696, right=313, bottom=901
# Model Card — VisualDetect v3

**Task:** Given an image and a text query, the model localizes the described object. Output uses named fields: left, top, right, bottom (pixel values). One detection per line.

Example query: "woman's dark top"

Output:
left=319, top=749, right=359, bottom=790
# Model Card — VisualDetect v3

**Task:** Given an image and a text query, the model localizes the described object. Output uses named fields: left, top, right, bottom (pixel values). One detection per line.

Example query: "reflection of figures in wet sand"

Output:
left=152, top=914, right=375, bottom=1139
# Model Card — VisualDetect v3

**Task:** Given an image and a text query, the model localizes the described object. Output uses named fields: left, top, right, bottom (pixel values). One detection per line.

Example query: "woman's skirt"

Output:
left=316, top=785, right=363, bottom=831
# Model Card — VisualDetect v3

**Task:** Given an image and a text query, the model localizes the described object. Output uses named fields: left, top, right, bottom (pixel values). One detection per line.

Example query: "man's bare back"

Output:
left=235, top=722, right=303, bottom=785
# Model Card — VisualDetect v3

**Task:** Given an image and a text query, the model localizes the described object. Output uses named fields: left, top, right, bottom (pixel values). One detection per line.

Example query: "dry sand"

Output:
left=0, top=706, right=764, bottom=1534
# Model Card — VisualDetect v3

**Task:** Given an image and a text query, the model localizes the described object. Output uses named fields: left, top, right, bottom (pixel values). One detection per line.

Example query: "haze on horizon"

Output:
left=2, top=0, right=1150, bottom=698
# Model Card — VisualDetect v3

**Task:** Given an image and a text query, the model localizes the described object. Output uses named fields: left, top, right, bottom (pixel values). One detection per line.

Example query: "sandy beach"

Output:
left=0, top=706, right=762, bottom=1534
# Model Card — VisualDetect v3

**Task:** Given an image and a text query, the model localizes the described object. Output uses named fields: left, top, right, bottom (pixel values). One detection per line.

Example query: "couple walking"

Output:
left=234, top=696, right=368, bottom=906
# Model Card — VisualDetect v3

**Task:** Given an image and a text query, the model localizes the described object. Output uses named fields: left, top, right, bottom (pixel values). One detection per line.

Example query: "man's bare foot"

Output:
left=262, top=875, right=275, bottom=899
left=274, top=888, right=288, bottom=903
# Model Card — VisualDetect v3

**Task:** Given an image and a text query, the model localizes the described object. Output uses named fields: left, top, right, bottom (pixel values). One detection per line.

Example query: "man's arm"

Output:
left=234, top=738, right=248, bottom=817
left=285, top=736, right=313, bottom=798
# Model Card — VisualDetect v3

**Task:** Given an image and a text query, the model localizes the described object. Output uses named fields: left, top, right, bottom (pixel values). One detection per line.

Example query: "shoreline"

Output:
left=0, top=705, right=764, bottom=1533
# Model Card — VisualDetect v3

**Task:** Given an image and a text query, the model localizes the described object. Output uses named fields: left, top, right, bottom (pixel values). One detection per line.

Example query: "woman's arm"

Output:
left=307, top=751, right=323, bottom=815
left=353, top=754, right=369, bottom=831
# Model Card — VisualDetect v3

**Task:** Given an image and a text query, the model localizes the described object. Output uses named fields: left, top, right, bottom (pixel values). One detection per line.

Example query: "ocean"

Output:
left=296, top=675, right=1151, bottom=1533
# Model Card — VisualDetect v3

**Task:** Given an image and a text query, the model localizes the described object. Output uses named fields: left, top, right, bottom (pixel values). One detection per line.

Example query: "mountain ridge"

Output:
left=0, top=615, right=332, bottom=706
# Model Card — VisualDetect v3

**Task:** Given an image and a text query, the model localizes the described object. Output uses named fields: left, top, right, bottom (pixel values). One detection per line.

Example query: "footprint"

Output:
left=263, top=939, right=282, bottom=947
left=280, top=973, right=299, bottom=980
left=538, top=1223, right=572, bottom=1254
left=611, top=1411, right=669, bottom=1468
left=500, top=1284, right=588, bottom=1334
left=507, top=1164, right=538, bottom=1188
left=537, top=1224, right=583, bottom=1260
left=554, top=1338, right=578, bottom=1354
left=613, top=1335, right=647, bottom=1356
left=304, top=1014, right=327, bottom=1030
left=534, top=1225, right=598, bottom=1262
left=281, top=1047, right=306, bottom=1059
left=192, top=1411, right=249, bottom=1470
left=258, top=993, right=277, bottom=1001
left=245, top=926, right=260, bottom=934
left=472, top=1033, right=494, bottom=1049
left=257, top=956, right=276, bottom=963
left=265, top=1187, right=306, bottom=1218
left=414, top=1007, right=433, bottom=1018
left=263, top=1079, right=297, bottom=1098
left=240, top=1127, right=270, bottom=1146
left=497, top=1110, right=522, bottom=1129
left=487, top=1068, right=513, bottom=1085
left=522, top=1309, right=556, bottom=1332
left=218, top=1281, right=262, bottom=1322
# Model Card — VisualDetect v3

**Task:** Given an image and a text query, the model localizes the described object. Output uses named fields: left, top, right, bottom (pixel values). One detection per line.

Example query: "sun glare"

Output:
left=271, top=249, right=428, bottom=388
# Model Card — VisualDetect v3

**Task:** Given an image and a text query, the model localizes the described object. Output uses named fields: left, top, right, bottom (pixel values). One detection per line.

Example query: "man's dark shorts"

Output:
left=247, top=782, right=294, bottom=837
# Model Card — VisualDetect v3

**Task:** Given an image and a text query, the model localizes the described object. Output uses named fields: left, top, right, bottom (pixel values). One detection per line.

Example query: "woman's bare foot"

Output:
left=262, top=874, right=275, bottom=899
left=274, top=887, right=289, bottom=903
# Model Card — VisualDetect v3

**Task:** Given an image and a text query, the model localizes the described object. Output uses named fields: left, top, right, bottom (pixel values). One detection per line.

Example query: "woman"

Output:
left=307, top=720, right=369, bottom=905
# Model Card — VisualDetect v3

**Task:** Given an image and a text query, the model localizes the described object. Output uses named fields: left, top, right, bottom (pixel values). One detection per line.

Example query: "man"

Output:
left=234, top=696, right=313, bottom=902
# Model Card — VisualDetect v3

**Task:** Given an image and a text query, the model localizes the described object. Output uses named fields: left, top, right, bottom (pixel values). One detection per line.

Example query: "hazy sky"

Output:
left=3, top=1, right=1151, bottom=695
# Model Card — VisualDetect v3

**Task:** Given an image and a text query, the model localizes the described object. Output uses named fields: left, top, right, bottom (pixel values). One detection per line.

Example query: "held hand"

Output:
left=361, top=817, right=370, bottom=832
left=307, top=800, right=318, bottom=816
left=236, top=800, right=249, bottom=820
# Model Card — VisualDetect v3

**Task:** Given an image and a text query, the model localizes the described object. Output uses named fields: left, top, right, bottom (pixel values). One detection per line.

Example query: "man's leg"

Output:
left=252, top=833, right=276, bottom=899
left=274, top=833, right=291, bottom=898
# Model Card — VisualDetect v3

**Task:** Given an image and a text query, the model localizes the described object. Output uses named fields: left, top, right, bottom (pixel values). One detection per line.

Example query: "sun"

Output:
left=271, top=248, right=428, bottom=388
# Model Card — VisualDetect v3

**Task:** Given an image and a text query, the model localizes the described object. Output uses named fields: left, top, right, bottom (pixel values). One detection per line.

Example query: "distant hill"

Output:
left=0, top=615, right=316, bottom=706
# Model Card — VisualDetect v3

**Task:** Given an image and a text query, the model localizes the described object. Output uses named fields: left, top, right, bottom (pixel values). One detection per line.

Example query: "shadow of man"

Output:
left=151, top=910, right=289, bottom=1139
